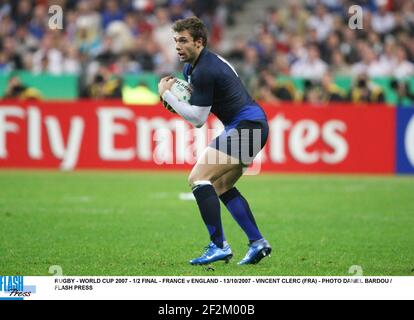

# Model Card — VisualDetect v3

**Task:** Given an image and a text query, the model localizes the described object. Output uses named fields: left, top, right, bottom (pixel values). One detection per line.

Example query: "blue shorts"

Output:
left=210, top=106, right=268, bottom=166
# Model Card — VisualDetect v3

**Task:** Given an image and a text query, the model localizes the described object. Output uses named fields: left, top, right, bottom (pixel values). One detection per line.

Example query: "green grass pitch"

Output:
left=1, top=170, right=413, bottom=276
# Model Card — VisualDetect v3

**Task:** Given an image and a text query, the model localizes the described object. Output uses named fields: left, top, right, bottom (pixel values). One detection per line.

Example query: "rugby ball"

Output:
left=171, top=78, right=192, bottom=102
left=162, top=78, right=192, bottom=113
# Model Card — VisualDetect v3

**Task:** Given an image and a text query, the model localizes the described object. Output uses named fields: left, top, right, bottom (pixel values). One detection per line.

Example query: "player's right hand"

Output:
left=158, top=76, right=176, bottom=97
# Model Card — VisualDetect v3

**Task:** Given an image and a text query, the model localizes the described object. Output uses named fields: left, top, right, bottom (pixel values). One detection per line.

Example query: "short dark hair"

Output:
left=172, top=16, right=208, bottom=46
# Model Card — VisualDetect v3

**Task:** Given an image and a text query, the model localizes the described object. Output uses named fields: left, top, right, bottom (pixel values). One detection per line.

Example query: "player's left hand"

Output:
left=158, top=76, right=176, bottom=97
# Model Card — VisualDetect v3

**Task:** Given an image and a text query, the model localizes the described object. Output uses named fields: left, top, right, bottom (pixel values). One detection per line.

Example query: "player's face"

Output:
left=173, top=30, right=202, bottom=64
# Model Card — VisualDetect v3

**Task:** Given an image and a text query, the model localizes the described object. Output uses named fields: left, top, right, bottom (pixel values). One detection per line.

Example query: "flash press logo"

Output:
left=0, top=276, right=34, bottom=300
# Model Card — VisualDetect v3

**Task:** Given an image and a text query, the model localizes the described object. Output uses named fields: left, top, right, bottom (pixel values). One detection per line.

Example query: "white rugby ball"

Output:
left=170, top=78, right=192, bottom=102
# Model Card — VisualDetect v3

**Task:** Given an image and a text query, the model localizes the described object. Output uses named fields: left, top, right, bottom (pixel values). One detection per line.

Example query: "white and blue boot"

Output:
left=190, top=242, right=233, bottom=265
left=238, top=238, right=272, bottom=265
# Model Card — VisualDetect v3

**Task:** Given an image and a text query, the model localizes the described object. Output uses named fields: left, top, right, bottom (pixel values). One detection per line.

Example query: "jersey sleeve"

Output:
left=190, top=69, right=214, bottom=107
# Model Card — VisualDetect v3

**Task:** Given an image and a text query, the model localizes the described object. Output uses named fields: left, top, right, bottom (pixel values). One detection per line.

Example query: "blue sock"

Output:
left=219, top=187, right=262, bottom=242
left=192, top=183, right=225, bottom=248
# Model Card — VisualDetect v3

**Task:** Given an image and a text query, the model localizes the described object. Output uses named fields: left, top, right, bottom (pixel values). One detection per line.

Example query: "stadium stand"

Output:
left=0, top=0, right=413, bottom=106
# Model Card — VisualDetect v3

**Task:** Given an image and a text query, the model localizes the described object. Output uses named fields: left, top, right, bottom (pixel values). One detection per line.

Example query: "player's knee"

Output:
left=213, top=179, right=225, bottom=196
left=188, top=173, right=196, bottom=188
left=214, top=176, right=234, bottom=196
left=213, top=178, right=234, bottom=196
left=188, top=174, right=212, bottom=190
left=188, top=175, right=194, bottom=188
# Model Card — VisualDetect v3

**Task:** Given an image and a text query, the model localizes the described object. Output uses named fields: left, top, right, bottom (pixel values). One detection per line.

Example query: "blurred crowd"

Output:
left=234, top=0, right=414, bottom=105
left=0, top=0, right=414, bottom=106
left=0, top=0, right=244, bottom=99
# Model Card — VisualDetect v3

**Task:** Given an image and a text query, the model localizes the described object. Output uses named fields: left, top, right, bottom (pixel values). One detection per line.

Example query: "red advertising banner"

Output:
left=0, top=101, right=395, bottom=173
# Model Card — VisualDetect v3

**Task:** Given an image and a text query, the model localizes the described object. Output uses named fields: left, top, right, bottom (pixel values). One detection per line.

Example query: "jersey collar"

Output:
left=190, top=47, right=207, bottom=72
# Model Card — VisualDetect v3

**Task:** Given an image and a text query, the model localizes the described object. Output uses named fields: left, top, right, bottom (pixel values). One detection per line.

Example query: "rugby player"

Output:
left=158, top=17, right=271, bottom=265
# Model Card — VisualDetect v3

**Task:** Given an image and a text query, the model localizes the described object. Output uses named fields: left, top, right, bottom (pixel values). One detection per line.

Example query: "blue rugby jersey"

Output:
left=183, top=48, right=266, bottom=126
